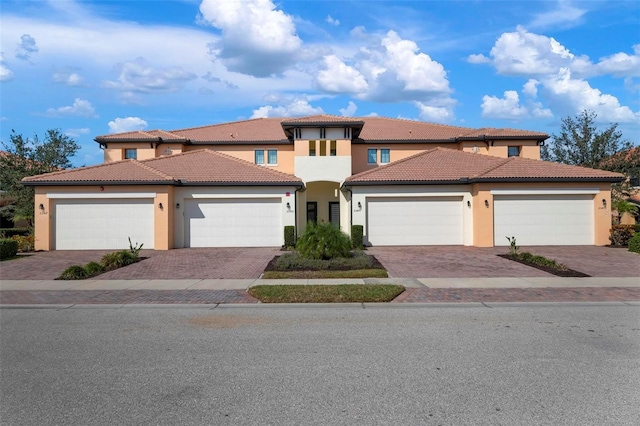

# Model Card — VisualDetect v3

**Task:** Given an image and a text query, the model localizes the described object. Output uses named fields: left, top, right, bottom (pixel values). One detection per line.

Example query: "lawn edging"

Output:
left=248, top=284, right=405, bottom=303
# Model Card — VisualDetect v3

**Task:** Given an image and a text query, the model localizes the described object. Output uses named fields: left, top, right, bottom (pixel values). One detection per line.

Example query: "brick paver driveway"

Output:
left=0, top=248, right=281, bottom=280
left=368, top=246, right=640, bottom=278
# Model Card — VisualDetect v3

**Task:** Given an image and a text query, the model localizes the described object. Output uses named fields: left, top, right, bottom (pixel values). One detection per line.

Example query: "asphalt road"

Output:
left=1, top=304, right=639, bottom=425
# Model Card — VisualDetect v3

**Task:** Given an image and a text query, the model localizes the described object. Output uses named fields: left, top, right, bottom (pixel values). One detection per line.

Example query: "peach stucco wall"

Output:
left=33, top=185, right=174, bottom=251
left=460, top=140, right=541, bottom=159
left=471, top=182, right=612, bottom=247
left=351, top=143, right=459, bottom=174
left=184, top=145, right=295, bottom=175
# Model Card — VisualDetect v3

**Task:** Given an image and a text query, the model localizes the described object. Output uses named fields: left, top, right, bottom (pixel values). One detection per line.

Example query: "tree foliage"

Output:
left=0, top=129, right=80, bottom=225
left=541, top=110, right=633, bottom=168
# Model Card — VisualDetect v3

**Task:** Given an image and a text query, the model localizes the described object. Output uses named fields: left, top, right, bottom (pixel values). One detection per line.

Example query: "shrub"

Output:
left=351, top=225, right=364, bottom=249
left=11, top=234, right=34, bottom=252
left=59, top=265, right=88, bottom=280
left=0, top=238, right=19, bottom=260
left=272, top=250, right=375, bottom=271
left=284, top=226, right=296, bottom=248
left=506, top=236, right=520, bottom=256
left=296, top=221, right=351, bottom=260
left=100, top=250, right=137, bottom=270
left=84, top=261, right=104, bottom=277
left=609, top=224, right=636, bottom=246
left=0, top=228, right=31, bottom=238
left=128, top=237, right=143, bottom=256
left=628, top=233, right=640, bottom=253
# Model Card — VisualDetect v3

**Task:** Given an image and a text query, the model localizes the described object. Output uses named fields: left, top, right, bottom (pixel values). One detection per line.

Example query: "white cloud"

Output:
left=467, top=54, right=490, bottom=64
left=414, top=103, right=454, bottom=123
left=53, top=69, right=83, bottom=86
left=65, top=128, right=90, bottom=137
left=481, top=79, right=553, bottom=120
left=108, top=117, right=148, bottom=133
left=0, top=53, right=13, bottom=81
left=251, top=100, right=323, bottom=118
left=596, top=44, right=640, bottom=78
left=199, top=0, right=302, bottom=77
left=15, top=34, right=38, bottom=60
left=315, top=30, right=453, bottom=108
left=339, top=101, right=357, bottom=117
left=316, top=55, right=368, bottom=93
left=528, top=1, right=587, bottom=29
left=326, top=15, right=340, bottom=26
left=522, top=79, right=539, bottom=97
left=45, top=98, right=97, bottom=118
left=541, top=68, right=639, bottom=123
left=103, top=58, right=197, bottom=98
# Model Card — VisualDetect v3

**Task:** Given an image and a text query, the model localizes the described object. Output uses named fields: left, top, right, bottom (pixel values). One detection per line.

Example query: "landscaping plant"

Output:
left=351, top=225, right=364, bottom=249
left=506, top=236, right=520, bottom=256
left=59, top=265, right=88, bottom=280
left=0, top=238, right=18, bottom=260
left=628, top=233, right=640, bottom=253
left=84, top=261, right=104, bottom=277
left=128, top=237, right=144, bottom=256
left=296, top=221, right=351, bottom=260
left=100, top=250, right=137, bottom=270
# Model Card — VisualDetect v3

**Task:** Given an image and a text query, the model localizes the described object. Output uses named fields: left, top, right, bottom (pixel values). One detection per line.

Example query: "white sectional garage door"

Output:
left=184, top=198, right=282, bottom=247
left=493, top=194, right=594, bottom=246
left=54, top=199, right=154, bottom=250
left=367, top=197, right=463, bottom=245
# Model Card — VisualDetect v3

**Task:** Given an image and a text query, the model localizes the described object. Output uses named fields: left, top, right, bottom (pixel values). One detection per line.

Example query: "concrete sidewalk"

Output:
left=1, top=276, right=638, bottom=291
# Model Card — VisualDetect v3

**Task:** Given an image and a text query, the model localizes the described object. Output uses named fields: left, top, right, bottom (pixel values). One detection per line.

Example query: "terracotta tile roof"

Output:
left=281, top=114, right=365, bottom=125
left=95, top=115, right=548, bottom=145
left=345, top=147, right=625, bottom=184
left=22, top=159, right=175, bottom=184
left=171, top=118, right=290, bottom=143
left=142, top=149, right=303, bottom=184
left=22, top=149, right=303, bottom=186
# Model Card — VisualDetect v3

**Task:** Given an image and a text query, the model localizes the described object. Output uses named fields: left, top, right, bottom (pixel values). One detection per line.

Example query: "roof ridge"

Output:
left=132, top=159, right=177, bottom=181
left=170, top=117, right=271, bottom=133
left=471, top=155, right=512, bottom=178
left=201, top=149, right=302, bottom=180
left=363, top=116, right=475, bottom=132
left=21, top=158, right=140, bottom=181
left=348, top=147, right=443, bottom=180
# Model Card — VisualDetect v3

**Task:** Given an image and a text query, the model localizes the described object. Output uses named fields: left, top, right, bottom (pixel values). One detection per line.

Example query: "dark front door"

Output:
left=329, top=202, right=340, bottom=226
left=307, top=202, right=318, bottom=224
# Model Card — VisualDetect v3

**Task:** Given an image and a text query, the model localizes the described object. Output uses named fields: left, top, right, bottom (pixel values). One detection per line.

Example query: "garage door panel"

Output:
left=494, top=194, right=593, bottom=246
left=185, top=199, right=281, bottom=247
left=367, top=197, right=463, bottom=246
left=54, top=199, right=154, bottom=250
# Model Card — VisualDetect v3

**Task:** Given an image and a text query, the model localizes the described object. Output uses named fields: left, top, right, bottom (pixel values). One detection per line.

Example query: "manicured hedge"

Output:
left=610, top=224, right=637, bottom=246
left=351, top=225, right=364, bottom=249
left=628, top=233, right=640, bottom=253
left=284, top=226, right=295, bottom=248
left=0, top=238, right=19, bottom=260
left=0, top=228, right=31, bottom=238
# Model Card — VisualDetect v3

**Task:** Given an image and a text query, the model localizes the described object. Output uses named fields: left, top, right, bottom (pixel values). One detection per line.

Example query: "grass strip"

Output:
left=249, top=284, right=405, bottom=303
left=262, top=269, right=388, bottom=279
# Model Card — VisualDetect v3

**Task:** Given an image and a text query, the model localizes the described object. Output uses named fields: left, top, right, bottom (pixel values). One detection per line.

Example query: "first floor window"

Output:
left=255, top=150, right=265, bottom=164
left=507, top=146, right=520, bottom=157
left=124, top=148, right=137, bottom=160
left=368, top=148, right=377, bottom=164
left=267, top=149, right=277, bottom=165
left=381, top=148, right=390, bottom=164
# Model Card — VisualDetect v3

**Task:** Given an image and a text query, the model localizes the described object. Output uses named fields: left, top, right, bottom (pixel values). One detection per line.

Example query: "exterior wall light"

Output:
left=158, top=202, right=163, bottom=209
left=467, top=200, right=471, bottom=207
left=484, top=200, right=489, bottom=208
left=602, top=198, right=606, bottom=207
left=39, top=203, right=45, bottom=210
left=286, top=202, right=292, bottom=211
left=357, top=202, right=362, bottom=209
left=176, top=203, right=180, bottom=209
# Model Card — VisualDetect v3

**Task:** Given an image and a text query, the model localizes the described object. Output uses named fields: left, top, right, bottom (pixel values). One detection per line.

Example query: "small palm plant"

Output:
left=506, top=236, right=520, bottom=257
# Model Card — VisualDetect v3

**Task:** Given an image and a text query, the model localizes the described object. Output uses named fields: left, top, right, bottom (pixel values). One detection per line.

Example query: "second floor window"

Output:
left=309, top=141, right=316, bottom=156
left=508, top=146, right=520, bottom=157
left=368, top=149, right=377, bottom=164
left=124, top=148, right=137, bottom=160
left=330, top=140, right=337, bottom=156
left=255, top=150, right=265, bottom=165
left=267, top=149, right=277, bottom=165
left=381, top=149, right=390, bottom=164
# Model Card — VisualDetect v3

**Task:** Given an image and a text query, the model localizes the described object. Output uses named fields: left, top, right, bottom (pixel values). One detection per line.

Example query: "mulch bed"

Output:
left=497, top=254, right=590, bottom=277
left=264, top=254, right=385, bottom=272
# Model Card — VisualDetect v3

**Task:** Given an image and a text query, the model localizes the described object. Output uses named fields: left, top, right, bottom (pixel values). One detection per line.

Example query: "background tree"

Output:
left=0, top=129, right=80, bottom=226
left=541, top=110, right=638, bottom=208
left=541, top=110, right=633, bottom=168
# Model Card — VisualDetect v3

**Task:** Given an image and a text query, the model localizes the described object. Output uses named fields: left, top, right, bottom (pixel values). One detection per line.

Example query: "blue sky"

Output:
left=1, top=0, right=639, bottom=167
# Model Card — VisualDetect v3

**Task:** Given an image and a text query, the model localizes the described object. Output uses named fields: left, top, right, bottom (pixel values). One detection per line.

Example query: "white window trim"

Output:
left=380, top=148, right=391, bottom=164
left=267, top=149, right=278, bottom=166
left=367, top=148, right=378, bottom=165
left=254, top=149, right=265, bottom=165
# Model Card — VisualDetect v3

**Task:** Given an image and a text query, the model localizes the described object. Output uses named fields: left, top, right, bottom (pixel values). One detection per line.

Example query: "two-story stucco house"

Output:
left=23, top=114, right=624, bottom=250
